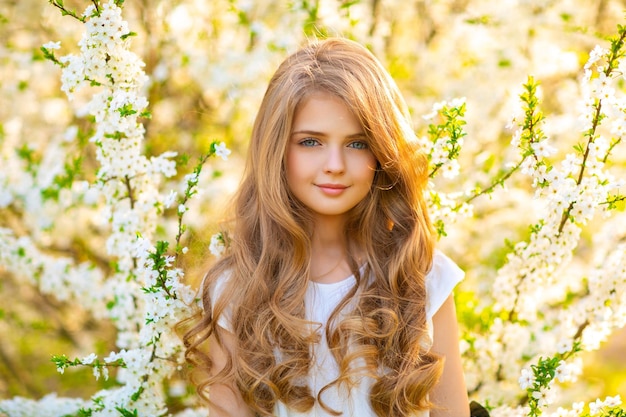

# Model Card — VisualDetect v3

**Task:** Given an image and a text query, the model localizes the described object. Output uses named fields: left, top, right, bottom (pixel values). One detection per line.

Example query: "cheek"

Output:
left=363, top=155, right=378, bottom=184
left=285, top=146, right=297, bottom=170
left=285, top=148, right=305, bottom=188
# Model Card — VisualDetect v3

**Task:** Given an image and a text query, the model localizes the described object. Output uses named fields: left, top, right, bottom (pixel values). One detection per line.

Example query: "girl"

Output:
left=184, top=38, right=470, bottom=417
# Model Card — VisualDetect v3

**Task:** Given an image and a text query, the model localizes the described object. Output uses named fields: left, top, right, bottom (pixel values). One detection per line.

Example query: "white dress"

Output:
left=212, top=251, right=464, bottom=417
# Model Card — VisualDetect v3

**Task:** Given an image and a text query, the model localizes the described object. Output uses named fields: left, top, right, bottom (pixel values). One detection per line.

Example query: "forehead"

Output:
left=292, top=91, right=362, bottom=132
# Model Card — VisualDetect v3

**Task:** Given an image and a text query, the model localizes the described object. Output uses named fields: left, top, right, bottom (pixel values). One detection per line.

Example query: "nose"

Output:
left=324, top=145, right=345, bottom=174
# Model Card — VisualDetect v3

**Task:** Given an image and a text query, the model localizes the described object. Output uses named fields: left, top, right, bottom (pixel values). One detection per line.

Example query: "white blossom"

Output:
left=605, top=395, right=622, bottom=407
left=532, top=387, right=555, bottom=408
left=518, top=368, right=535, bottom=390
left=214, top=142, right=231, bottom=160
left=81, top=353, right=98, bottom=365
left=209, top=233, right=225, bottom=258
left=164, top=190, right=178, bottom=208
left=42, top=41, right=61, bottom=50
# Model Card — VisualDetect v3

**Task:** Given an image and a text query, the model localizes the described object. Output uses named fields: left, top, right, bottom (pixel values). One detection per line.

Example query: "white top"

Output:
left=212, top=250, right=464, bottom=417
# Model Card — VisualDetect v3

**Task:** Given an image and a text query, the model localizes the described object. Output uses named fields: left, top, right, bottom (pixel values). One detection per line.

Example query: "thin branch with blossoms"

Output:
left=422, top=98, right=472, bottom=237
left=7, top=1, right=209, bottom=414
left=467, top=25, right=626, bottom=416
left=32, top=2, right=231, bottom=414
left=48, top=0, right=88, bottom=23
left=424, top=81, right=551, bottom=238
left=425, top=98, right=467, bottom=179
left=557, top=26, right=626, bottom=233
left=173, top=140, right=230, bottom=259
left=51, top=354, right=126, bottom=381
left=521, top=342, right=583, bottom=416
left=425, top=78, right=550, bottom=237
left=465, top=76, right=550, bottom=210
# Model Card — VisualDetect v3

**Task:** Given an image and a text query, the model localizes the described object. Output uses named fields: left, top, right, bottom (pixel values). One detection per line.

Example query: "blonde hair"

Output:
left=184, top=37, right=441, bottom=416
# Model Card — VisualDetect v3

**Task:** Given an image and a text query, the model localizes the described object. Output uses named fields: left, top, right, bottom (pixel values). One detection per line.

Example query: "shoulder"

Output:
left=204, top=269, right=234, bottom=331
left=208, top=268, right=231, bottom=296
left=425, top=250, right=464, bottom=321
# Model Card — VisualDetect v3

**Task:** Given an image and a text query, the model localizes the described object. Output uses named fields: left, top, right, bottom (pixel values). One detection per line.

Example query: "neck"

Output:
left=310, top=214, right=346, bottom=249
left=308, top=215, right=354, bottom=283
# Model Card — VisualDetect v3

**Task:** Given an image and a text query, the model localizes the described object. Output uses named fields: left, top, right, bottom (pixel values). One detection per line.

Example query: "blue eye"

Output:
left=348, top=141, right=368, bottom=150
left=300, top=138, right=319, bottom=147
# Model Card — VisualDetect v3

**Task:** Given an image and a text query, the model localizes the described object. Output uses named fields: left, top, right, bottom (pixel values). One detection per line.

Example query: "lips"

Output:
left=317, top=183, right=347, bottom=189
left=316, top=183, right=348, bottom=196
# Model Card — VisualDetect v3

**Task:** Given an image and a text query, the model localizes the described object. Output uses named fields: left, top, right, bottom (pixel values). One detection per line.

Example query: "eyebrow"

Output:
left=291, top=130, right=367, bottom=139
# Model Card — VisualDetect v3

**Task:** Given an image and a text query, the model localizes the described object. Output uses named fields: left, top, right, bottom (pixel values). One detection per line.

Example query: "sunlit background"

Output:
left=1, top=0, right=625, bottom=415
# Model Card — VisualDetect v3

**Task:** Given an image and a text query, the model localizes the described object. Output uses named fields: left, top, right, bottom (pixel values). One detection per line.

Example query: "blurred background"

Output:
left=1, top=0, right=625, bottom=413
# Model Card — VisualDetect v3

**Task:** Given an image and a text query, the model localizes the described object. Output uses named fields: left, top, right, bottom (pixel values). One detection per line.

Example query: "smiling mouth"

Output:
left=316, top=183, right=348, bottom=189
left=316, top=184, right=348, bottom=195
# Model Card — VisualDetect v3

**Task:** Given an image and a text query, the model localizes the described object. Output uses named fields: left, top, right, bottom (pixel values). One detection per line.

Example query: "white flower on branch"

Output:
left=209, top=233, right=225, bottom=258
left=164, top=190, right=178, bottom=209
left=585, top=46, right=607, bottom=70
left=43, top=41, right=61, bottom=50
left=532, top=387, right=555, bottom=408
left=518, top=368, right=535, bottom=390
left=59, top=54, right=85, bottom=98
left=530, top=140, right=556, bottom=158
left=81, top=353, right=97, bottom=365
left=214, top=141, right=231, bottom=160
left=605, top=395, right=622, bottom=407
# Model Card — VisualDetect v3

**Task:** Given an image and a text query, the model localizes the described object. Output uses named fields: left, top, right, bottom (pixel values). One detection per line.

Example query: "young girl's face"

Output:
left=286, top=91, right=377, bottom=224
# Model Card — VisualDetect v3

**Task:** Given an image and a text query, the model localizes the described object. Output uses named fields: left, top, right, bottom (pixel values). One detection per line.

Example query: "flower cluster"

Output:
left=460, top=27, right=626, bottom=414
left=0, top=394, right=88, bottom=417
left=517, top=344, right=584, bottom=416
left=0, top=1, right=225, bottom=415
left=491, top=395, right=624, bottom=417
left=421, top=98, right=474, bottom=236
left=57, top=2, right=142, bottom=97
left=209, top=232, right=226, bottom=258
left=0, top=228, right=107, bottom=316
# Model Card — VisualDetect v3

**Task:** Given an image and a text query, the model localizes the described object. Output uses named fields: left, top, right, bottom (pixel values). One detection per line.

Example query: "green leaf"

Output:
left=115, top=407, right=138, bottom=417
left=117, top=103, right=138, bottom=117
left=130, top=386, right=144, bottom=402
left=120, top=31, right=136, bottom=40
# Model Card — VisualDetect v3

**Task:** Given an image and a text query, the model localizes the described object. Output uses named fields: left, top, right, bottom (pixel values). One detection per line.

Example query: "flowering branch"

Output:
left=52, top=354, right=125, bottom=381
left=467, top=23, right=626, bottom=415
left=173, top=141, right=230, bottom=258
left=20, top=2, right=196, bottom=414
left=557, top=26, right=626, bottom=234
left=466, top=76, right=549, bottom=209
left=422, top=98, right=471, bottom=237
left=425, top=98, right=467, bottom=179
left=424, top=82, right=551, bottom=239
left=519, top=341, right=582, bottom=415
left=48, top=0, right=88, bottom=23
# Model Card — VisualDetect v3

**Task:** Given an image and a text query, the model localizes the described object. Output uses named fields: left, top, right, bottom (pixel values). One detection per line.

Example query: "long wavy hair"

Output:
left=184, top=37, right=441, bottom=416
